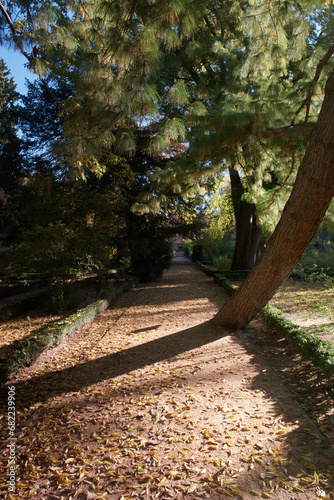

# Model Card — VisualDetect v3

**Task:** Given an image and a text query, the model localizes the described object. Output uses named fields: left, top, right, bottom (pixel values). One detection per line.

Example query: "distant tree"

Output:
left=0, top=59, right=21, bottom=181
left=0, top=59, right=22, bottom=237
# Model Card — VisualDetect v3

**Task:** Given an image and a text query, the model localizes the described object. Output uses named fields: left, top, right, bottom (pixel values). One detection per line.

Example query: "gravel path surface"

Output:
left=1, top=252, right=333, bottom=499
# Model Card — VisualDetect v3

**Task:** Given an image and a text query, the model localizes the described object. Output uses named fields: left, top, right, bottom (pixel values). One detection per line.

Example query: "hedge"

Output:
left=196, top=260, right=334, bottom=380
left=0, top=274, right=118, bottom=321
left=0, top=278, right=136, bottom=383
left=261, top=305, right=334, bottom=379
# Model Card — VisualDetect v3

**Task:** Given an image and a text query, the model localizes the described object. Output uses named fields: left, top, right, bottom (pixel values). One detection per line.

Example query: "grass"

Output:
left=262, top=304, right=334, bottom=379
left=195, top=256, right=334, bottom=380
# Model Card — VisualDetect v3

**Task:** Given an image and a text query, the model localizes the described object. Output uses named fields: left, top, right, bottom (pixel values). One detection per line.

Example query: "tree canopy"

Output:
left=1, top=0, right=334, bottom=325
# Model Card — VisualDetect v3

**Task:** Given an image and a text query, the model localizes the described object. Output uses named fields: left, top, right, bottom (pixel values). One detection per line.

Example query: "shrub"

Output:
left=213, top=255, right=232, bottom=271
left=128, top=214, right=173, bottom=282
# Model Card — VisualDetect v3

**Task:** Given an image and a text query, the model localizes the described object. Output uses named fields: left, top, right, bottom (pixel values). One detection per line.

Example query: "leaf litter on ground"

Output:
left=0, top=256, right=334, bottom=499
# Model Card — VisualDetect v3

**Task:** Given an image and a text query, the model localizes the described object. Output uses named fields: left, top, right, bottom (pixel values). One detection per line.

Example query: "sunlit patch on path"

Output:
left=0, top=253, right=333, bottom=499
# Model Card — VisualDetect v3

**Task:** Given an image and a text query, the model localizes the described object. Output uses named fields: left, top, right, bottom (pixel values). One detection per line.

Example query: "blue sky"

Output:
left=1, top=46, right=37, bottom=94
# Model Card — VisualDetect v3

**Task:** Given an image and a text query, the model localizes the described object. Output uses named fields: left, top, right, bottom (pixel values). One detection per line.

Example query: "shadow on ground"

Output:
left=1, top=252, right=334, bottom=499
left=0, top=320, right=229, bottom=407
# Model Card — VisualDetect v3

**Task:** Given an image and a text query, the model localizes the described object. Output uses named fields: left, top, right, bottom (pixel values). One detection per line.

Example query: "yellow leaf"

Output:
left=227, top=488, right=241, bottom=496
left=305, top=463, right=318, bottom=471
left=28, top=488, right=39, bottom=497
left=222, top=478, right=235, bottom=484
left=250, top=491, right=261, bottom=497
left=187, top=484, right=197, bottom=493
left=157, top=477, right=169, bottom=487
left=299, top=477, right=312, bottom=485
left=262, top=493, right=273, bottom=499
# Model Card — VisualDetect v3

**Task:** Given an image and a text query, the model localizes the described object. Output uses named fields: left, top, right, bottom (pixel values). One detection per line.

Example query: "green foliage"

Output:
left=195, top=176, right=234, bottom=256
left=48, top=279, right=80, bottom=314
left=182, top=239, right=193, bottom=258
left=128, top=214, right=173, bottom=282
left=0, top=58, right=21, bottom=235
left=1, top=0, right=334, bottom=306
left=262, top=305, right=334, bottom=379
left=196, top=260, right=334, bottom=379
left=0, top=59, right=18, bottom=144
left=213, top=255, right=232, bottom=271
left=291, top=230, right=334, bottom=285
left=300, top=250, right=334, bottom=276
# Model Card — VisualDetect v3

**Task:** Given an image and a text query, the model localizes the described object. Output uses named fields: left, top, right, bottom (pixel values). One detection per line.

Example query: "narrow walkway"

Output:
left=1, top=253, right=333, bottom=499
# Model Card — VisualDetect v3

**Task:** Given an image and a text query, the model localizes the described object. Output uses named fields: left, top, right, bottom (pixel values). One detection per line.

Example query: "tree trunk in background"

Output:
left=212, top=68, right=334, bottom=329
left=229, top=168, right=262, bottom=270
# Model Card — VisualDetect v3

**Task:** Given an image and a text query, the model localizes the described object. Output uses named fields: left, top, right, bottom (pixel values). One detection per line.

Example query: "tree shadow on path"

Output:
left=1, top=320, right=230, bottom=409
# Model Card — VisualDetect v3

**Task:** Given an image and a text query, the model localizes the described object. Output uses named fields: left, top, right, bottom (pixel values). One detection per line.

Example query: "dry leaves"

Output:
left=1, top=258, right=334, bottom=499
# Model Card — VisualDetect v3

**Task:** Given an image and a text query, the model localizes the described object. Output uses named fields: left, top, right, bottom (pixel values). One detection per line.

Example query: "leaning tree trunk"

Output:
left=229, top=168, right=262, bottom=270
left=212, top=68, right=334, bottom=329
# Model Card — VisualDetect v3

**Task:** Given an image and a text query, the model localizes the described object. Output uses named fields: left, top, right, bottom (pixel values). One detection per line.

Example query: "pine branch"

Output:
left=257, top=122, right=315, bottom=139
left=291, top=42, right=334, bottom=125
left=86, top=112, right=122, bottom=142
left=128, top=0, right=139, bottom=21
left=0, top=1, right=16, bottom=36
left=264, top=140, right=297, bottom=211
left=0, top=0, right=63, bottom=111
left=22, top=0, right=34, bottom=27
left=204, top=15, right=216, bottom=37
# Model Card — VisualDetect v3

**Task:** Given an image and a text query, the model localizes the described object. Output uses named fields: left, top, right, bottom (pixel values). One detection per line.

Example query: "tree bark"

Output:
left=212, top=68, right=334, bottom=329
left=229, top=168, right=262, bottom=270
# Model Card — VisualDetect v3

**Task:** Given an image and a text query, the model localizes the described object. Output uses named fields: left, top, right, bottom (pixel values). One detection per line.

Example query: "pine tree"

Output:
left=213, top=66, right=334, bottom=328
left=2, top=0, right=334, bottom=322
left=0, top=59, right=21, bottom=234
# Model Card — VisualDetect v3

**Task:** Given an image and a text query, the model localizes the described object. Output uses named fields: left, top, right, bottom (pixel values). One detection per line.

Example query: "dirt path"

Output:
left=1, top=252, right=333, bottom=499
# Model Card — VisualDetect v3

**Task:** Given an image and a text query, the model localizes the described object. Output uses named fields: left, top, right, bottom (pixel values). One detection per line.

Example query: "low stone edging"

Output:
left=0, top=278, right=137, bottom=384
